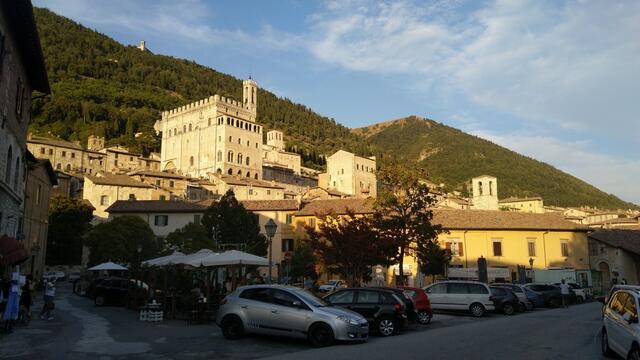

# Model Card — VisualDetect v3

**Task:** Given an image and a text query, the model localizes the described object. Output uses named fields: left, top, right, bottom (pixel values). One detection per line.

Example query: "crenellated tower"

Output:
left=243, top=78, right=258, bottom=115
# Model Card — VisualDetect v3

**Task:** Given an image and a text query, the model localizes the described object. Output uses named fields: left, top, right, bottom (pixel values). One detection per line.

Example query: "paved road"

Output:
left=265, top=302, right=607, bottom=360
left=0, top=283, right=608, bottom=359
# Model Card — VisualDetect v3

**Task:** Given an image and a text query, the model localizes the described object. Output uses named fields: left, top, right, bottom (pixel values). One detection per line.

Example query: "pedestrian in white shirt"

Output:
left=560, top=280, right=570, bottom=308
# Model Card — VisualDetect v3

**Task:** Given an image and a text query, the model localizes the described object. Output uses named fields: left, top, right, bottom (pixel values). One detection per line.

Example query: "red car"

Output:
left=399, top=286, right=433, bottom=324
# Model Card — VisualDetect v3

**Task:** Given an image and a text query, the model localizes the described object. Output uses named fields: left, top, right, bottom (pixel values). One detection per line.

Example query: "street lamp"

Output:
left=264, top=219, right=278, bottom=284
left=528, top=257, right=534, bottom=271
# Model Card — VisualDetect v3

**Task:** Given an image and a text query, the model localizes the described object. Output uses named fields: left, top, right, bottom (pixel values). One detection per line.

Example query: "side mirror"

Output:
left=292, top=300, right=303, bottom=308
left=622, top=312, right=637, bottom=324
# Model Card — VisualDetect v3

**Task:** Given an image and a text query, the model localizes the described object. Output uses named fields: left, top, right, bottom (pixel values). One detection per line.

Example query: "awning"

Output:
left=0, top=235, right=29, bottom=266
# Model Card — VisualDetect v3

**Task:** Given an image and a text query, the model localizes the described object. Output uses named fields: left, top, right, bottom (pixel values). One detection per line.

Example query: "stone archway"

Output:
left=599, top=262, right=611, bottom=294
left=163, top=161, right=176, bottom=171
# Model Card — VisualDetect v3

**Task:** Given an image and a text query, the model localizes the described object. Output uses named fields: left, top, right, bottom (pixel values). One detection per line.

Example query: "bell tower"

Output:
left=471, top=175, right=498, bottom=210
left=243, top=78, right=258, bottom=115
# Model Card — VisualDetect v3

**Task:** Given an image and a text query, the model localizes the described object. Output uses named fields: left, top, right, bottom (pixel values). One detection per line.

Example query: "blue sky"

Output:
left=34, top=0, right=640, bottom=204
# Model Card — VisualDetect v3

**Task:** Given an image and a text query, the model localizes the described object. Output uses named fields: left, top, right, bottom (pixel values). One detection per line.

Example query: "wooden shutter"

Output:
left=458, top=242, right=464, bottom=256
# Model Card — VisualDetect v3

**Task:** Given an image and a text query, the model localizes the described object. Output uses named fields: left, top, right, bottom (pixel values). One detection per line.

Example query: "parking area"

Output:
left=0, top=283, right=602, bottom=360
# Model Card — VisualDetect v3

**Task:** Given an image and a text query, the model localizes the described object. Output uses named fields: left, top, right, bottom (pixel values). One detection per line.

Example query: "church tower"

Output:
left=471, top=175, right=498, bottom=210
left=243, top=78, right=258, bottom=115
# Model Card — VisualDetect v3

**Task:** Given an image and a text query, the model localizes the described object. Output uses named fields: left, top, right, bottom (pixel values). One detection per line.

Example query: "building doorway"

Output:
left=599, top=262, right=611, bottom=294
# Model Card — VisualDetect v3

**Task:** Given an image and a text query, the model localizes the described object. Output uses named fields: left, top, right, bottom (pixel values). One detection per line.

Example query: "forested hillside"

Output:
left=356, top=116, right=636, bottom=209
left=31, top=8, right=369, bottom=167
left=31, top=8, right=635, bottom=209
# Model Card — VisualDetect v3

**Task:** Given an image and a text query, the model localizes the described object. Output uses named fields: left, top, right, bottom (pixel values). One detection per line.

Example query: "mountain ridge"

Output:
left=30, top=8, right=636, bottom=209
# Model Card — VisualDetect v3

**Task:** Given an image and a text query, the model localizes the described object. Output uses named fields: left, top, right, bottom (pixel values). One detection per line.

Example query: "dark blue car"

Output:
left=523, top=287, right=545, bottom=308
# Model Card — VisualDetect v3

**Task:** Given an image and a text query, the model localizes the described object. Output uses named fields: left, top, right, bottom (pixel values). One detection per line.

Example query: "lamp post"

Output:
left=264, top=219, right=278, bottom=284
left=528, top=257, right=534, bottom=283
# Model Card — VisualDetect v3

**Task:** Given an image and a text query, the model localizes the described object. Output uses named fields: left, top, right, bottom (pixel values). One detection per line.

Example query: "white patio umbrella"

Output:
left=88, top=261, right=128, bottom=271
left=141, top=251, right=186, bottom=267
left=175, top=249, right=217, bottom=268
left=193, top=250, right=269, bottom=267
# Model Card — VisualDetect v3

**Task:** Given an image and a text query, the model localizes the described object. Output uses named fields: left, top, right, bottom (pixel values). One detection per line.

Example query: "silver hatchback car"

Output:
left=216, top=285, right=369, bottom=346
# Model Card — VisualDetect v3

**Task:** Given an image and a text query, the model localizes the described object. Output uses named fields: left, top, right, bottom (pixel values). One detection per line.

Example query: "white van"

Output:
left=424, top=280, right=495, bottom=317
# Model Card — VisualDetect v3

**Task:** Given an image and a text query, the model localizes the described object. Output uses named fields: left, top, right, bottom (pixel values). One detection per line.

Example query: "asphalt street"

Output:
left=0, top=283, right=609, bottom=360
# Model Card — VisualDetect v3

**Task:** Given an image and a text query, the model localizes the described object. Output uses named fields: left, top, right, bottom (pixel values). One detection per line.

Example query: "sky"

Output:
left=34, top=0, right=640, bottom=204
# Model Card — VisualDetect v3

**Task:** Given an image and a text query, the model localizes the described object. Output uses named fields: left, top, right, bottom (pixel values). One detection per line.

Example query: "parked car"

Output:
left=602, top=285, right=640, bottom=305
left=423, top=281, right=495, bottom=317
left=524, top=283, right=575, bottom=307
left=489, top=286, right=520, bottom=315
left=601, top=289, right=640, bottom=359
left=43, top=271, right=65, bottom=282
left=492, top=284, right=534, bottom=311
left=369, top=286, right=418, bottom=324
left=554, top=282, right=587, bottom=303
left=89, top=277, right=147, bottom=306
left=216, top=285, right=368, bottom=347
left=399, top=286, right=433, bottom=324
left=523, top=287, right=546, bottom=308
left=324, top=288, right=408, bottom=336
left=318, top=280, right=347, bottom=293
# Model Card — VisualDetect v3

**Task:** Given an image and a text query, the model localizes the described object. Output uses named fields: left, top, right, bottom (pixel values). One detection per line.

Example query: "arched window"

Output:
left=237, top=153, right=243, bottom=164
left=183, top=125, right=186, bottom=133
left=5, top=146, right=12, bottom=183
left=227, top=151, right=233, bottom=162
left=174, top=128, right=177, bottom=136
left=217, top=151, right=222, bottom=162
left=216, top=168, right=222, bottom=174
left=246, top=157, right=250, bottom=166
left=65, top=164, right=71, bottom=171
left=56, top=163, right=61, bottom=170
left=189, top=124, right=192, bottom=131
left=237, top=169, right=242, bottom=175
left=478, top=181, right=483, bottom=195
left=189, top=156, right=194, bottom=166
left=489, top=181, right=493, bottom=195
left=246, top=140, right=250, bottom=147
left=254, top=173, right=258, bottom=180
left=227, top=168, right=233, bottom=175
left=237, top=138, right=241, bottom=144
left=229, top=136, right=232, bottom=142
left=246, top=171, right=250, bottom=178
left=13, top=156, right=20, bottom=189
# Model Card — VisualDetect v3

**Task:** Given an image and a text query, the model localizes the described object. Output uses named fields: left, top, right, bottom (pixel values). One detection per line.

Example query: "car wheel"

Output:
left=503, top=303, right=515, bottom=315
left=628, top=343, right=640, bottom=360
left=376, top=317, right=396, bottom=336
left=308, top=323, right=335, bottom=347
left=602, top=329, right=613, bottom=356
left=469, top=303, right=485, bottom=317
left=577, top=296, right=584, bottom=304
left=418, top=311, right=432, bottom=325
left=221, top=315, right=244, bottom=340
left=94, top=295, right=105, bottom=306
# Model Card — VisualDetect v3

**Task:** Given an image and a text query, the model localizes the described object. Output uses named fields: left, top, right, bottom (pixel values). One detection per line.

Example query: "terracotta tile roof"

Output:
left=498, top=196, right=543, bottom=203
left=589, top=217, right=640, bottom=226
left=106, top=200, right=206, bottom=213
left=85, top=175, right=154, bottom=188
left=589, top=230, right=640, bottom=255
left=431, top=209, right=589, bottom=231
left=241, top=200, right=300, bottom=211
left=218, top=175, right=284, bottom=189
left=295, top=198, right=375, bottom=216
left=28, top=136, right=82, bottom=150
left=128, top=170, right=191, bottom=180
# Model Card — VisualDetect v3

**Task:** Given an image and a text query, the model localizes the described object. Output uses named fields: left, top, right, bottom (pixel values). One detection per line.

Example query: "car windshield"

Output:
left=327, top=280, right=339, bottom=286
left=294, top=289, right=330, bottom=307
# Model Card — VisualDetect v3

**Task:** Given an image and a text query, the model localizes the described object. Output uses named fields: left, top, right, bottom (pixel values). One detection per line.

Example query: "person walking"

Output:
left=560, top=279, right=570, bottom=309
left=39, top=280, right=56, bottom=320
left=19, top=275, right=34, bottom=324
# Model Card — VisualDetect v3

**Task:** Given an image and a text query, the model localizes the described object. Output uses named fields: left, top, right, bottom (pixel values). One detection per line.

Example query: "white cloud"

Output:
left=471, top=130, right=640, bottom=205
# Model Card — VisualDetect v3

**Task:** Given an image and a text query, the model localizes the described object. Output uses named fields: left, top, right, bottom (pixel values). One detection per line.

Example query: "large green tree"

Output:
left=289, top=241, right=317, bottom=281
left=374, top=164, right=442, bottom=285
left=85, top=215, right=158, bottom=266
left=306, top=212, right=394, bottom=286
left=46, top=196, right=94, bottom=265
left=201, top=190, right=267, bottom=256
left=417, top=241, right=451, bottom=282
left=164, top=222, right=213, bottom=254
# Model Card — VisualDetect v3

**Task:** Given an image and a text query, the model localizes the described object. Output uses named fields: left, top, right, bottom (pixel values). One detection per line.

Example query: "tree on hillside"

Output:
left=289, top=241, right=317, bottom=281
left=85, top=215, right=158, bottom=266
left=374, top=164, right=442, bottom=285
left=164, top=222, right=212, bottom=254
left=201, top=190, right=267, bottom=256
left=417, top=241, right=451, bottom=282
left=306, top=212, right=394, bottom=286
left=46, top=196, right=94, bottom=266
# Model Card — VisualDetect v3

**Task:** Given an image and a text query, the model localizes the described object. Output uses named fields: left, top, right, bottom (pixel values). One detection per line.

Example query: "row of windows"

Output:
left=219, top=151, right=251, bottom=166
left=226, top=135, right=260, bottom=149
left=355, top=164, right=374, bottom=173
left=217, top=167, right=259, bottom=179
left=39, top=147, right=78, bottom=158
left=4, top=145, right=23, bottom=192
left=166, top=116, right=262, bottom=137
left=445, top=238, right=570, bottom=258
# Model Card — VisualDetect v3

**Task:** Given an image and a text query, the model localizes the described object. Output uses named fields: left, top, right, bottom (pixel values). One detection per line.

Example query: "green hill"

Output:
left=31, top=8, right=635, bottom=209
left=31, top=8, right=368, bottom=168
left=355, top=116, right=636, bottom=209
